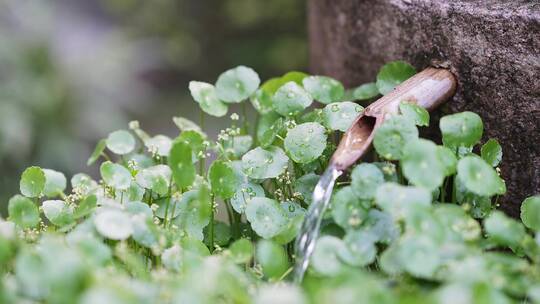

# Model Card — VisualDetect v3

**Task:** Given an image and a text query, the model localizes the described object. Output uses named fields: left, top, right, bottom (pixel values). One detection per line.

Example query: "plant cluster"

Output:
left=1, top=61, right=539, bottom=303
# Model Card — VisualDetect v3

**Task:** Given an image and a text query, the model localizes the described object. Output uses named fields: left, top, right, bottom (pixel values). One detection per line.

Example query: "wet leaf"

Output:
left=172, top=116, right=202, bottom=133
left=399, top=102, right=429, bottom=126
left=520, top=196, right=540, bottom=230
left=106, top=130, right=135, bottom=155
left=203, top=220, right=231, bottom=246
left=311, top=235, right=345, bottom=276
left=338, top=231, right=377, bottom=266
left=272, top=82, right=313, bottom=116
left=302, top=75, right=344, bottom=104
left=208, top=160, right=239, bottom=199
left=401, top=139, right=445, bottom=190
left=323, top=102, right=363, bottom=132
left=331, top=186, right=369, bottom=231
left=457, top=155, right=506, bottom=197
left=284, top=122, right=327, bottom=164
left=350, top=82, right=379, bottom=100
left=100, top=161, right=131, bottom=190
left=144, top=135, right=172, bottom=157
left=294, top=173, right=319, bottom=204
left=169, top=139, right=196, bottom=189
left=73, top=195, right=97, bottom=219
left=8, top=195, right=40, bottom=228
left=189, top=81, right=228, bottom=117
left=250, top=89, right=274, bottom=115
left=375, top=183, right=431, bottom=220
left=241, top=146, right=289, bottom=179
left=245, top=197, right=288, bottom=239
left=440, top=111, right=483, bottom=148
left=20, top=166, right=45, bottom=198
left=256, top=240, right=289, bottom=279
left=223, top=135, right=253, bottom=158
left=228, top=238, right=253, bottom=264
left=215, top=66, right=260, bottom=103
left=94, top=209, right=133, bottom=240
left=436, top=146, right=458, bottom=176
left=373, top=115, right=418, bottom=160
left=172, top=188, right=212, bottom=240
left=376, top=61, right=416, bottom=95
left=135, top=165, right=171, bottom=196
left=351, top=163, right=385, bottom=199
left=42, top=200, right=74, bottom=227
left=484, top=211, right=526, bottom=247
left=42, top=169, right=67, bottom=197
left=481, top=139, right=502, bottom=167
left=230, top=182, right=265, bottom=213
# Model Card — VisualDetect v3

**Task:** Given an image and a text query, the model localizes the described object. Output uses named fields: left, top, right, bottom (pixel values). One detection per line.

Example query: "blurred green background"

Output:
left=0, top=0, right=307, bottom=210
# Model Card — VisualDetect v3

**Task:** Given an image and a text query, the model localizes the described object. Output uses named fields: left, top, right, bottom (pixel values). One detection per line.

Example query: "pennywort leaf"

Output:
left=376, top=61, right=416, bottom=95
left=457, top=155, right=505, bottom=197
left=215, top=66, right=260, bottom=103
left=8, top=195, right=40, bottom=228
left=20, top=166, right=45, bottom=198
left=106, top=130, right=135, bottom=155
left=373, top=116, right=418, bottom=160
left=245, top=197, right=287, bottom=239
left=100, top=161, right=132, bottom=190
left=242, top=146, right=289, bottom=179
left=284, top=122, right=327, bottom=164
left=481, top=139, right=502, bottom=167
left=323, top=102, right=363, bottom=132
left=302, top=75, right=344, bottom=104
left=440, top=111, right=483, bottom=148
left=272, top=82, right=312, bottom=116
left=189, top=81, right=228, bottom=117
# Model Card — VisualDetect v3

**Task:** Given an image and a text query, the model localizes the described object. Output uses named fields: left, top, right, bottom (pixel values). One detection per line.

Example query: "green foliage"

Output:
left=376, top=61, right=416, bottom=95
left=2, top=62, right=538, bottom=303
left=272, top=82, right=313, bottom=116
left=189, top=81, right=228, bottom=117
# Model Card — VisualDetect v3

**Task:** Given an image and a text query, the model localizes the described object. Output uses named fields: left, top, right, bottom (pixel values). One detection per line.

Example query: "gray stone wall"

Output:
left=308, top=0, right=540, bottom=216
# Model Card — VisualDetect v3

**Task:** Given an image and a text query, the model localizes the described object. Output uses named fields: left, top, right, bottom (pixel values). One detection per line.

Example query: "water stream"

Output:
left=293, top=165, right=342, bottom=283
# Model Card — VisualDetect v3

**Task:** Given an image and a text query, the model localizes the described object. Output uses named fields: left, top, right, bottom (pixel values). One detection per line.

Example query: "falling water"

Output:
left=293, top=165, right=342, bottom=283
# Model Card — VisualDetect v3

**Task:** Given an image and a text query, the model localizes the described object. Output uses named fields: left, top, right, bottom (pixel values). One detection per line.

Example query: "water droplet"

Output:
left=235, top=82, right=241, bottom=88
left=331, top=104, right=340, bottom=112
left=288, top=205, right=296, bottom=212
left=308, top=128, right=314, bottom=133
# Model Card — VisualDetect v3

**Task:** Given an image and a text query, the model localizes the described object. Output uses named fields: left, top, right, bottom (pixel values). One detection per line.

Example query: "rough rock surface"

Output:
left=308, top=0, right=540, bottom=217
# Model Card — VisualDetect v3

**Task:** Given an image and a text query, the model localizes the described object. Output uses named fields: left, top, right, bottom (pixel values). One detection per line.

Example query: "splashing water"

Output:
left=293, top=166, right=342, bottom=283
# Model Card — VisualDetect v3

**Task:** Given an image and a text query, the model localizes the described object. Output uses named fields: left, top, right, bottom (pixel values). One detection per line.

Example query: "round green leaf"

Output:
left=144, top=135, right=172, bottom=157
left=155, top=196, right=181, bottom=219
left=8, top=195, right=40, bottom=228
left=401, top=139, right=445, bottom=190
left=338, top=231, right=377, bottom=266
left=375, top=183, right=431, bottom=220
left=436, top=146, right=458, bottom=176
left=311, top=235, right=345, bottom=276
left=245, top=197, right=288, bottom=239
left=203, top=220, right=231, bottom=246
left=302, top=75, right=344, bottom=104
left=399, top=235, right=441, bottom=278
left=399, top=102, right=429, bottom=126
left=172, top=189, right=212, bottom=240
left=87, top=139, right=106, bottom=166
left=481, top=139, right=502, bottom=167
left=323, top=102, right=363, bottom=132
left=351, top=82, right=379, bottom=100
left=223, top=135, right=253, bottom=158
left=94, top=209, right=133, bottom=240
left=256, top=240, right=289, bottom=279
left=208, top=160, right=239, bottom=199
left=457, top=155, right=506, bottom=197
left=177, top=130, right=206, bottom=157
left=73, top=195, right=97, bottom=219
left=373, top=115, right=418, bottom=160
left=331, top=186, right=369, bottom=230
left=376, top=61, right=416, bottom=95
left=169, top=139, right=196, bottom=189
left=294, top=173, right=319, bottom=204
left=42, top=200, right=74, bottom=227
left=272, top=82, right=313, bottom=116
left=230, top=182, right=265, bottom=213
left=242, top=146, right=289, bottom=179
left=215, top=66, right=260, bottom=103
left=189, top=81, right=228, bottom=117
left=440, top=111, right=483, bottom=148
left=41, top=169, right=67, bottom=198
left=132, top=216, right=158, bottom=248
left=100, top=161, right=131, bottom=190
left=125, top=201, right=153, bottom=219
left=106, top=130, right=135, bottom=155
left=135, top=165, right=172, bottom=196
left=228, top=238, right=254, bottom=264
left=284, top=122, right=327, bottom=164
left=259, top=117, right=284, bottom=148
left=173, top=116, right=202, bottom=133
left=20, top=166, right=45, bottom=198
left=484, top=211, right=526, bottom=247
left=250, top=89, right=274, bottom=115
left=520, top=196, right=540, bottom=230
left=351, top=163, right=385, bottom=199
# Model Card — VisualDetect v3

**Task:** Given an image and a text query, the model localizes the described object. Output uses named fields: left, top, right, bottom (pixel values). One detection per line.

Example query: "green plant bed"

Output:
left=1, top=62, right=539, bottom=303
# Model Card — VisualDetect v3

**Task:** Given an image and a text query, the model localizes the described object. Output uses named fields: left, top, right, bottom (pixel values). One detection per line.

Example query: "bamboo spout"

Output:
left=330, top=67, right=457, bottom=171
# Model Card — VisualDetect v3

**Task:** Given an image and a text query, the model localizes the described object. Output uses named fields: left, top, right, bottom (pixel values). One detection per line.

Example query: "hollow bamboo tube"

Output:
left=330, top=67, right=457, bottom=171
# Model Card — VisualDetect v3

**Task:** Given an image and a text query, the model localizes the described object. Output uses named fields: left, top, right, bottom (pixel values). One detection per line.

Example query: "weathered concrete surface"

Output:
left=309, top=0, right=540, bottom=217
